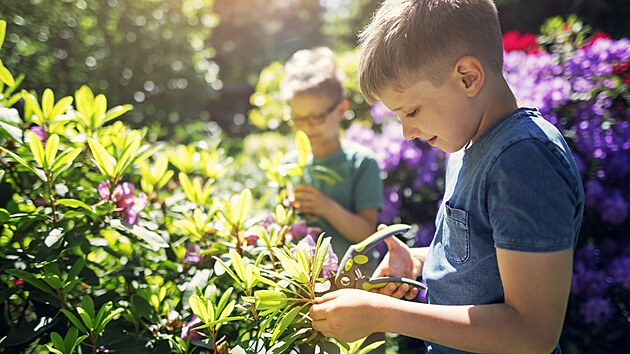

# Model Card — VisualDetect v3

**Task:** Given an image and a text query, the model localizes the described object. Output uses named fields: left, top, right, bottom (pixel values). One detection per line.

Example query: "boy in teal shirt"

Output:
left=282, top=47, right=383, bottom=259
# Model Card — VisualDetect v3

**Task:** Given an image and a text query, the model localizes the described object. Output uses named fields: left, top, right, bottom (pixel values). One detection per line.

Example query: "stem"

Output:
left=91, top=332, right=98, bottom=354
left=46, top=171, right=59, bottom=223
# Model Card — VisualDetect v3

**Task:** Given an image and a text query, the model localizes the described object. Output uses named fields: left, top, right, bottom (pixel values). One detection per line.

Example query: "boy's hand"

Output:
left=310, top=289, right=383, bottom=342
left=371, top=225, right=423, bottom=300
left=292, top=184, right=330, bottom=216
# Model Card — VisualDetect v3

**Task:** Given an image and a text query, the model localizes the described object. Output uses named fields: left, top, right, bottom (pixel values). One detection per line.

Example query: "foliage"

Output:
left=0, top=21, right=381, bottom=354
left=0, top=0, right=219, bottom=127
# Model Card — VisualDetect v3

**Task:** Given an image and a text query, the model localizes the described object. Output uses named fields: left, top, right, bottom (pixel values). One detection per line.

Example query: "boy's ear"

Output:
left=454, top=56, right=484, bottom=97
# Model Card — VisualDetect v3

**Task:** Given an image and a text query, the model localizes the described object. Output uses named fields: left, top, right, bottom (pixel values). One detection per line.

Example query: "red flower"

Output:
left=581, top=32, right=612, bottom=48
left=613, top=62, right=628, bottom=75
left=624, top=75, right=630, bottom=88
left=502, top=30, right=540, bottom=54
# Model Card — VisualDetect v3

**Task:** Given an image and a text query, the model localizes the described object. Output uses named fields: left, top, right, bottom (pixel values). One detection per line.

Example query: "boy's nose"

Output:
left=401, top=125, right=418, bottom=141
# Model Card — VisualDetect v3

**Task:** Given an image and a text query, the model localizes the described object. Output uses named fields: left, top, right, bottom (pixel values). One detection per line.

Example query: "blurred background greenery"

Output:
left=1, top=0, right=629, bottom=137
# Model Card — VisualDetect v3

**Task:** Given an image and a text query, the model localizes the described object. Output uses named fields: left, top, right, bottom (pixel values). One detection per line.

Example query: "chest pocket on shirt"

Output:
left=443, top=202, right=470, bottom=263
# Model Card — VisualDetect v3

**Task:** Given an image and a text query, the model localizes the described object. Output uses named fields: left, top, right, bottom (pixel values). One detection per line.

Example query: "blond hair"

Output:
left=358, top=0, right=504, bottom=104
left=281, top=47, right=344, bottom=101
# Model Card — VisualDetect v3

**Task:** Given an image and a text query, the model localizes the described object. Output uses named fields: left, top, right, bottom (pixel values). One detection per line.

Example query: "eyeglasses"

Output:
left=290, top=98, right=342, bottom=127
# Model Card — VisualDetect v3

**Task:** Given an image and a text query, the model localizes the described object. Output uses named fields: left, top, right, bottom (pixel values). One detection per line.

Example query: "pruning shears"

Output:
left=323, top=224, right=427, bottom=293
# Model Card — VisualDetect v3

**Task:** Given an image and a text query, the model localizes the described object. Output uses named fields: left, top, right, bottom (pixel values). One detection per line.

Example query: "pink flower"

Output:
left=182, top=243, right=201, bottom=264
left=181, top=315, right=204, bottom=341
left=97, top=181, right=148, bottom=225
left=29, top=125, right=47, bottom=146
left=502, top=30, right=540, bottom=54
left=292, top=234, right=338, bottom=278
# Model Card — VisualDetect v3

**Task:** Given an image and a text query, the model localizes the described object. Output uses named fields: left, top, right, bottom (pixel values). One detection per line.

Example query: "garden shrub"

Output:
left=0, top=20, right=382, bottom=354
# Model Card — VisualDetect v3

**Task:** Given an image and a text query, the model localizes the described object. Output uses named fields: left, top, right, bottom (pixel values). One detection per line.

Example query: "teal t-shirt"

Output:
left=291, top=141, right=383, bottom=258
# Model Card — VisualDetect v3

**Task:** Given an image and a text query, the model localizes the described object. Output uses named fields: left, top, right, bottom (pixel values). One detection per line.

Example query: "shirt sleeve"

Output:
left=487, top=139, right=582, bottom=252
left=353, top=156, right=384, bottom=212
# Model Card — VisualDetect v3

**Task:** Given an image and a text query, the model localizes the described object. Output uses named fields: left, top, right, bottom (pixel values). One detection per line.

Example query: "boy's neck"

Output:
left=471, top=75, right=519, bottom=144
left=312, top=138, right=342, bottom=159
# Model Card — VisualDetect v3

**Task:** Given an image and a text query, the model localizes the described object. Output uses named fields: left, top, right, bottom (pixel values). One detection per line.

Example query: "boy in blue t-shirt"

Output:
left=282, top=47, right=383, bottom=258
left=309, top=1, right=585, bottom=353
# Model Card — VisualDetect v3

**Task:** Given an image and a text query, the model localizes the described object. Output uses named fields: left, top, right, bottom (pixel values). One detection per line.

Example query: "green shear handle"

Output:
left=360, top=276, right=427, bottom=291
left=334, top=224, right=426, bottom=292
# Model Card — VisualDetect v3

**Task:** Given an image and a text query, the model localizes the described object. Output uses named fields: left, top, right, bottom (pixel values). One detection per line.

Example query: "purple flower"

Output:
left=182, top=243, right=201, bottom=264
left=370, top=102, right=397, bottom=124
left=571, top=267, right=611, bottom=297
left=292, top=234, right=338, bottom=278
left=598, top=189, right=629, bottom=225
left=608, top=256, right=630, bottom=289
left=29, top=125, right=47, bottom=145
left=414, top=224, right=435, bottom=247
left=98, top=181, right=148, bottom=225
left=378, top=185, right=401, bottom=224
left=580, top=297, right=616, bottom=326
left=181, top=315, right=204, bottom=341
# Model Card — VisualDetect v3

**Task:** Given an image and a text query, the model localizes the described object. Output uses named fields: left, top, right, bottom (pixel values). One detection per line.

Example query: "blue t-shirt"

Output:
left=422, top=108, right=584, bottom=354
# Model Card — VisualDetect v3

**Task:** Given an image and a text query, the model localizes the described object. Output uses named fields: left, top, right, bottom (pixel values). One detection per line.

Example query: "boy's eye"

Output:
left=406, top=108, right=419, bottom=118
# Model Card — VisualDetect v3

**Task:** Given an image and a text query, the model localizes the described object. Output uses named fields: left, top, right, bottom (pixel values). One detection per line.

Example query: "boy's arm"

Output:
left=311, top=248, right=573, bottom=353
left=320, top=203, right=379, bottom=243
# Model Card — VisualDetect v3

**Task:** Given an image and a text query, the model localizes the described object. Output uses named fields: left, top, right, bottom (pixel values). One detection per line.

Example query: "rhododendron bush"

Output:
left=0, top=20, right=383, bottom=353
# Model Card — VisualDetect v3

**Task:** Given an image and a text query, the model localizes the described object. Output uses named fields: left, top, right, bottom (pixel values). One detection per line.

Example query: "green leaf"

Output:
left=5, top=269, right=54, bottom=294
left=0, top=63, right=15, bottom=87
left=43, top=228, right=64, bottom=248
left=271, top=305, right=303, bottom=344
left=272, top=248, right=309, bottom=283
left=235, top=188, right=252, bottom=226
left=42, top=89, right=54, bottom=120
left=212, top=257, right=241, bottom=286
left=103, top=104, right=133, bottom=124
left=22, top=90, right=44, bottom=123
left=27, top=130, right=46, bottom=169
left=130, top=224, right=169, bottom=250
left=87, top=138, right=115, bottom=177
left=0, top=121, right=23, bottom=142
left=57, top=199, right=92, bottom=213
left=49, top=96, right=73, bottom=122
left=312, top=237, right=331, bottom=280
left=60, top=309, right=88, bottom=334
left=51, top=148, right=83, bottom=179
left=0, top=20, right=6, bottom=49
left=95, top=307, right=124, bottom=333
left=81, top=296, right=96, bottom=320
left=49, top=332, right=65, bottom=352
left=75, top=86, right=94, bottom=126
left=216, top=287, right=234, bottom=316
left=1, top=317, right=58, bottom=347
left=356, top=339, right=386, bottom=354
left=44, top=134, right=60, bottom=169
left=189, top=295, right=214, bottom=324
left=131, top=294, right=153, bottom=319
left=295, top=130, right=312, bottom=167
left=76, top=307, right=93, bottom=331
left=229, top=249, right=246, bottom=283
left=92, top=94, right=107, bottom=128
left=63, top=327, right=78, bottom=352
left=253, top=290, right=288, bottom=311
left=0, top=145, right=44, bottom=180
left=114, top=134, right=141, bottom=176
left=67, top=258, right=87, bottom=282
